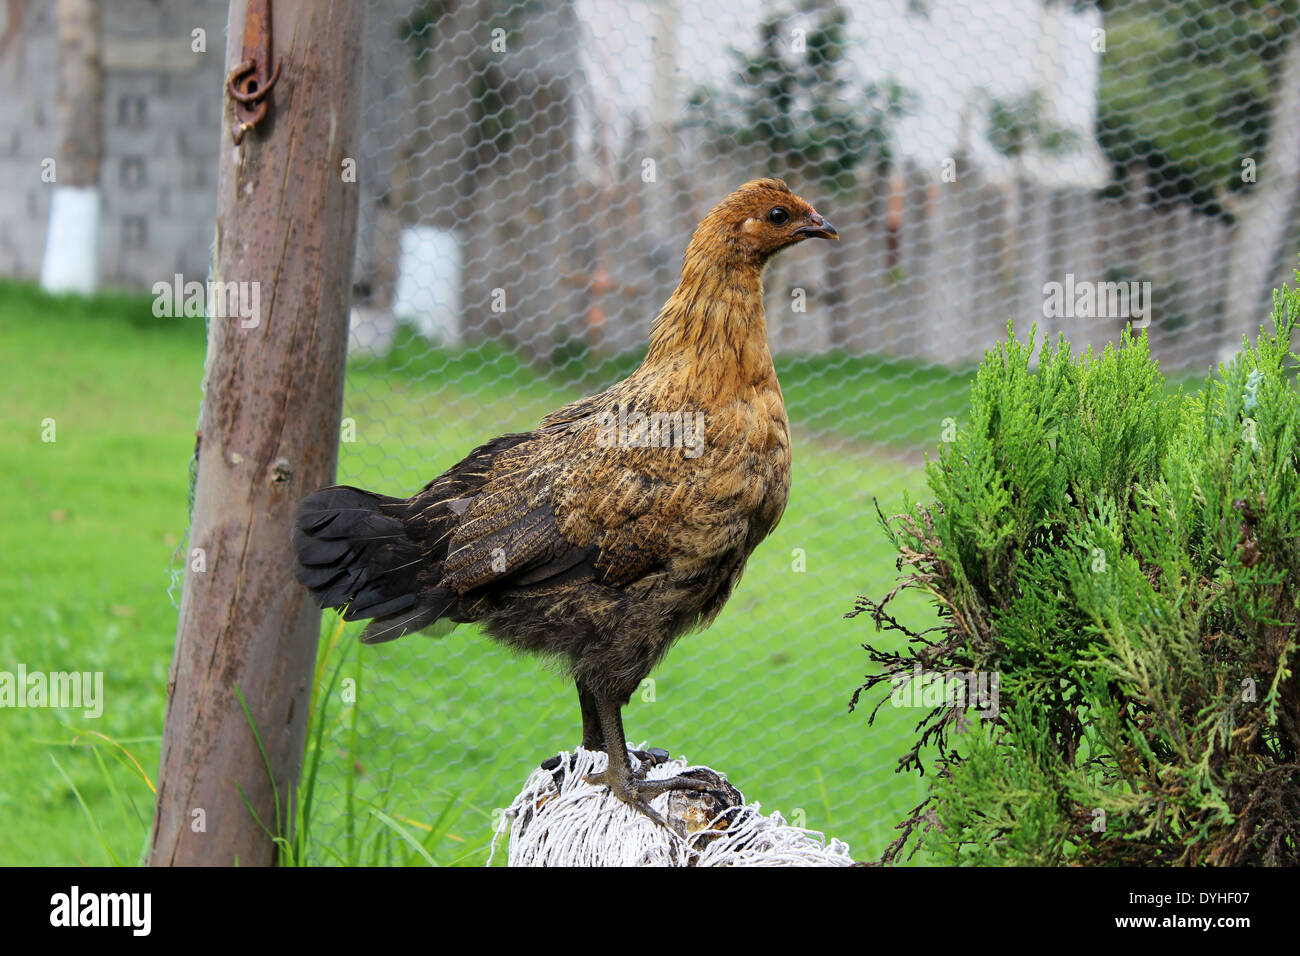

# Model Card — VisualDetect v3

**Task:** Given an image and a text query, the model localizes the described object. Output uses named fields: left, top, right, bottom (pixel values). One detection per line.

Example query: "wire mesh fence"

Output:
left=298, top=0, right=1300, bottom=861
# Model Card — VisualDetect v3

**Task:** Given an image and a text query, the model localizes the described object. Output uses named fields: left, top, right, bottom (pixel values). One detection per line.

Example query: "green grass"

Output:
left=0, top=282, right=202, bottom=865
left=1, top=278, right=953, bottom=865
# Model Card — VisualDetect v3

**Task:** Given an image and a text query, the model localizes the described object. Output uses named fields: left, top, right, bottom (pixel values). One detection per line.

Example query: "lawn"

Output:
left=0, top=279, right=954, bottom=865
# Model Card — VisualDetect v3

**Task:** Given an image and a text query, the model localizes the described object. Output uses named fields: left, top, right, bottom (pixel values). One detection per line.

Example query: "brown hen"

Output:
left=293, top=178, right=837, bottom=824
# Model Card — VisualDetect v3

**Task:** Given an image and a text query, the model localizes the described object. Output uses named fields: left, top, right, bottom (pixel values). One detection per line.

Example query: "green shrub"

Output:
left=853, top=276, right=1300, bottom=866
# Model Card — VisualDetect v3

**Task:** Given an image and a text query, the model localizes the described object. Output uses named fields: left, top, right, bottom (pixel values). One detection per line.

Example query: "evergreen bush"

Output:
left=852, top=274, right=1300, bottom=865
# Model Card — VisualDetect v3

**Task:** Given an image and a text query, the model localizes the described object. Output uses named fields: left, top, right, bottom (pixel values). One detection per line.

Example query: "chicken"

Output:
left=293, top=178, right=838, bottom=825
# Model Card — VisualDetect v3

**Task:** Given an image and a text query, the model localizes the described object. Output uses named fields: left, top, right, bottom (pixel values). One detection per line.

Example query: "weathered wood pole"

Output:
left=150, top=0, right=363, bottom=866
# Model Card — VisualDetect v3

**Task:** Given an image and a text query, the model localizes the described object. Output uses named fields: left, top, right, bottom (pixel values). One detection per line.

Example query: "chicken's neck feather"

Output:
left=641, top=244, right=776, bottom=404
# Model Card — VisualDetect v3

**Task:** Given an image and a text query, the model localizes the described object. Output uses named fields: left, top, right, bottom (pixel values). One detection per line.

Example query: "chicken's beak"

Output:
left=793, top=212, right=839, bottom=241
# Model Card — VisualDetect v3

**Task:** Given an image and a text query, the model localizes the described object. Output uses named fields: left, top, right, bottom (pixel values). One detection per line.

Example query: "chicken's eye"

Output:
left=768, top=207, right=789, bottom=225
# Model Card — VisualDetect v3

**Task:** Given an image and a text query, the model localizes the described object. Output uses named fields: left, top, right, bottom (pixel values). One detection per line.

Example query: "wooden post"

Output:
left=149, top=0, right=363, bottom=866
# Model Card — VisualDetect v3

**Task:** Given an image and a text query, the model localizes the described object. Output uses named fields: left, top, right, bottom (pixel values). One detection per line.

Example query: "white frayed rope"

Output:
left=489, top=745, right=854, bottom=866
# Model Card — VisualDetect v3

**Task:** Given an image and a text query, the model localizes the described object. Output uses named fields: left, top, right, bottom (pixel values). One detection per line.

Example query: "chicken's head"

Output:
left=692, top=178, right=838, bottom=267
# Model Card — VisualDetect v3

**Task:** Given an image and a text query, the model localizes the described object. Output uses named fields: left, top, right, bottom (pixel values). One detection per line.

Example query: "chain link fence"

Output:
left=299, top=0, right=1300, bottom=862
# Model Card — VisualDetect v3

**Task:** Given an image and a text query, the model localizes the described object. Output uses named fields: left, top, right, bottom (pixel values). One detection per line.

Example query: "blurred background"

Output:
left=2, top=0, right=1298, bottom=865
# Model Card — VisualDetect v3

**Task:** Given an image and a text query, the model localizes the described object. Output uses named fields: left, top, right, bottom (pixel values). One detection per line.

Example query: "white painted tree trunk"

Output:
left=40, top=186, right=100, bottom=294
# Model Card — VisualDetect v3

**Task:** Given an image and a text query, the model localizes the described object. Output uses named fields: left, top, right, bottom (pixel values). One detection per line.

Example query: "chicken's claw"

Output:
left=585, top=762, right=722, bottom=838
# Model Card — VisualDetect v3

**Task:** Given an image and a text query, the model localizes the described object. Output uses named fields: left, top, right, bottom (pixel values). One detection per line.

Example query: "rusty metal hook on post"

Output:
left=226, top=0, right=283, bottom=145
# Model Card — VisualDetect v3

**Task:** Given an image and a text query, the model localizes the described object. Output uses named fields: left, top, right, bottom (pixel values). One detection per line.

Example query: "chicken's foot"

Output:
left=581, top=689, right=713, bottom=837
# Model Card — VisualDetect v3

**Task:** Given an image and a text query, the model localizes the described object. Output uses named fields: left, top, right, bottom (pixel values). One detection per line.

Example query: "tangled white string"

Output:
left=489, top=745, right=854, bottom=867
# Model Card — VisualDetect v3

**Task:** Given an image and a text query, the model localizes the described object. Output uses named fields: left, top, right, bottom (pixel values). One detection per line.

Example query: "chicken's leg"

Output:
left=577, top=679, right=604, bottom=751
left=581, top=686, right=712, bottom=833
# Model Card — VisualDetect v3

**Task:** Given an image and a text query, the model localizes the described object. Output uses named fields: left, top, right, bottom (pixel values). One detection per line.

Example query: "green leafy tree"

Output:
left=981, top=87, right=1082, bottom=160
left=684, top=0, right=914, bottom=194
left=1093, top=0, right=1300, bottom=214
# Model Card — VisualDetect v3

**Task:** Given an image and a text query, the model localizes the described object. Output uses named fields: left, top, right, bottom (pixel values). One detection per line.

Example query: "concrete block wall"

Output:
left=0, top=0, right=227, bottom=290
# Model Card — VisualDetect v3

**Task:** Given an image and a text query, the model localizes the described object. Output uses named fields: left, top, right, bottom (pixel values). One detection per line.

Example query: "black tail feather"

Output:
left=358, top=587, right=459, bottom=644
left=293, top=485, right=452, bottom=642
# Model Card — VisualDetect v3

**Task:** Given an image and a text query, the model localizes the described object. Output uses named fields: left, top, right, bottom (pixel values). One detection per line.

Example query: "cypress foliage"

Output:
left=853, top=275, right=1300, bottom=865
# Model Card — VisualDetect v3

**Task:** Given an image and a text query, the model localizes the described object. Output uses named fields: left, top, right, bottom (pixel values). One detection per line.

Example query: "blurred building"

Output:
left=1, top=0, right=1295, bottom=370
left=0, top=0, right=227, bottom=286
